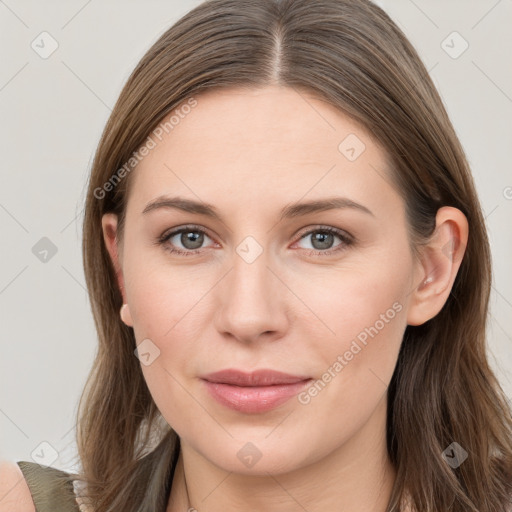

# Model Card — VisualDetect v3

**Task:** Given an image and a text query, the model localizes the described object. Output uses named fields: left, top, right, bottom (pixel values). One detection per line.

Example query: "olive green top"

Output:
left=15, top=433, right=180, bottom=511
left=16, top=461, right=81, bottom=512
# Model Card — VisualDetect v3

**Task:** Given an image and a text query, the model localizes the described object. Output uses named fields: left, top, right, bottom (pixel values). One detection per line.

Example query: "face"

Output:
left=104, top=85, right=424, bottom=475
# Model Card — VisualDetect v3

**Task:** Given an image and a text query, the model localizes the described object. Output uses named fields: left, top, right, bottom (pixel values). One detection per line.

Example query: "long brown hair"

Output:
left=72, top=0, right=512, bottom=510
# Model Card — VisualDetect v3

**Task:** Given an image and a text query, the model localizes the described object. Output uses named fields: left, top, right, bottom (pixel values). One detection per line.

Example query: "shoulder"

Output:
left=0, top=460, right=35, bottom=512
left=1, top=459, right=81, bottom=512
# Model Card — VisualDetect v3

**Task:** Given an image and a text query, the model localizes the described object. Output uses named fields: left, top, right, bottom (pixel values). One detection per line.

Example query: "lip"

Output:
left=201, top=369, right=312, bottom=413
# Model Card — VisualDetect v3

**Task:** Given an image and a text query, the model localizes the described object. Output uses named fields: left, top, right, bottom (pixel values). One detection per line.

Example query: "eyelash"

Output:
left=156, top=224, right=354, bottom=257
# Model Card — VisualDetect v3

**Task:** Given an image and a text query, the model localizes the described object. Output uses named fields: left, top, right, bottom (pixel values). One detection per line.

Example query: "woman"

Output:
left=3, top=0, right=511, bottom=510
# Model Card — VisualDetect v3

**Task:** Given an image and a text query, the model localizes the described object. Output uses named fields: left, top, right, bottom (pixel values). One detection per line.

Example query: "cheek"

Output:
left=127, top=267, right=212, bottom=431
left=124, top=250, right=215, bottom=340
left=296, top=251, right=410, bottom=356
left=295, top=250, right=411, bottom=418
left=123, top=256, right=218, bottom=405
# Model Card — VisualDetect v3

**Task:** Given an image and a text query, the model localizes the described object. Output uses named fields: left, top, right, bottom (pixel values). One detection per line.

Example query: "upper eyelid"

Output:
left=162, top=224, right=216, bottom=242
left=295, top=225, right=352, bottom=241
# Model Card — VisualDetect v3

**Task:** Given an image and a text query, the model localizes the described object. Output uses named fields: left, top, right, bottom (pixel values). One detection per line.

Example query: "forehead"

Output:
left=128, top=85, right=400, bottom=218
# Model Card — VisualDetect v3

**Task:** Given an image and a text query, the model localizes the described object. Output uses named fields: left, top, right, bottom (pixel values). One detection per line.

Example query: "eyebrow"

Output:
left=142, top=195, right=374, bottom=220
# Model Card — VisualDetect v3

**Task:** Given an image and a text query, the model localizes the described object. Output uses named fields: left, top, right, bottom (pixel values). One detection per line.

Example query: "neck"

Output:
left=167, top=398, right=396, bottom=512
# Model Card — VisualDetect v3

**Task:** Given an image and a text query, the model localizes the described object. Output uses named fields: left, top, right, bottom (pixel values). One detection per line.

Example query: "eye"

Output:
left=293, top=226, right=353, bottom=256
left=156, top=224, right=354, bottom=257
left=157, top=225, right=216, bottom=256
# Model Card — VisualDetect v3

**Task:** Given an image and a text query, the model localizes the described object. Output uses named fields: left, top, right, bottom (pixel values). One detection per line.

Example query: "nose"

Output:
left=213, top=242, right=290, bottom=344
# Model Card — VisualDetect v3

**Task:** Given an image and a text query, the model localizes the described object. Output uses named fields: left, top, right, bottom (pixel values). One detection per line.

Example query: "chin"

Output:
left=191, top=435, right=321, bottom=476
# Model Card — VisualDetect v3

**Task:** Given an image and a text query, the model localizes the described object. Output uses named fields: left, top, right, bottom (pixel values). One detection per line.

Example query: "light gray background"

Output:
left=1, top=0, right=511, bottom=472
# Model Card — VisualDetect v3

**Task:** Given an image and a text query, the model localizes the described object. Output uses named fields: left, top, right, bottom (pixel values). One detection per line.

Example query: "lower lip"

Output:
left=202, top=379, right=312, bottom=413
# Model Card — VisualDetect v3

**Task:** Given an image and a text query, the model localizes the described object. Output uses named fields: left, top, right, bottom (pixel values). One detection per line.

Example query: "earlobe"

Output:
left=120, top=303, right=133, bottom=327
left=407, top=206, right=468, bottom=326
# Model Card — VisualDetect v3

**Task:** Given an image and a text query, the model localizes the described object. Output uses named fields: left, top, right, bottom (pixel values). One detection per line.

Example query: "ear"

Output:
left=407, top=206, right=468, bottom=326
left=101, top=213, right=133, bottom=327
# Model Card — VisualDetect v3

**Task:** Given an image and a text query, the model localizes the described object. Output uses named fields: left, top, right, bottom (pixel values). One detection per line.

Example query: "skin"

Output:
left=0, top=461, right=36, bottom=512
left=102, top=85, right=468, bottom=512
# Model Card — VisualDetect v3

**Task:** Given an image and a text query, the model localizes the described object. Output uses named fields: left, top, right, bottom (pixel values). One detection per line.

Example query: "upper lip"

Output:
left=202, top=369, right=311, bottom=387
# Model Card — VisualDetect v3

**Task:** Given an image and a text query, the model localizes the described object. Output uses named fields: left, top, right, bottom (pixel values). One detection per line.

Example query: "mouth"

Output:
left=201, top=369, right=313, bottom=413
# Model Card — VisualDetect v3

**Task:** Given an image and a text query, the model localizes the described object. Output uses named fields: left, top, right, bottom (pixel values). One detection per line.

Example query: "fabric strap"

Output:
left=16, top=461, right=80, bottom=512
